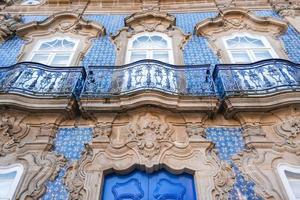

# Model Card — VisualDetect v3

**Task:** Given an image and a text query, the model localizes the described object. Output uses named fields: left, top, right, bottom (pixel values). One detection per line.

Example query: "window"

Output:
left=0, top=164, right=23, bottom=200
left=126, top=32, right=174, bottom=64
left=20, top=0, right=42, bottom=5
left=278, top=164, right=300, bottom=200
left=223, top=33, right=278, bottom=63
left=28, top=37, right=79, bottom=66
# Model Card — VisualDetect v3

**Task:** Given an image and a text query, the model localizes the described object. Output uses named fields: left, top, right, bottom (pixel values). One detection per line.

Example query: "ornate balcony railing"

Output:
left=0, top=62, right=85, bottom=98
left=213, top=59, right=300, bottom=98
left=81, top=60, right=216, bottom=97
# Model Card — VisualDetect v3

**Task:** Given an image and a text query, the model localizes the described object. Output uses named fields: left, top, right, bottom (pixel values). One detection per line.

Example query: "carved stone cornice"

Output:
left=16, top=11, right=106, bottom=39
left=195, top=8, right=288, bottom=37
left=0, top=13, right=23, bottom=42
left=270, top=0, right=300, bottom=17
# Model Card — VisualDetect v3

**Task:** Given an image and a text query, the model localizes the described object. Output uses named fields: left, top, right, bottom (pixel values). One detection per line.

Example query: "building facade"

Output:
left=0, top=0, right=299, bottom=199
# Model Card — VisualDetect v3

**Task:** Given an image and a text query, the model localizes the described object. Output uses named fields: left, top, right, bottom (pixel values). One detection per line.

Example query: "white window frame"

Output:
left=126, top=32, right=174, bottom=64
left=223, top=33, right=278, bottom=63
left=0, top=164, right=23, bottom=200
left=278, top=163, right=300, bottom=200
left=27, top=36, right=79, bottom=66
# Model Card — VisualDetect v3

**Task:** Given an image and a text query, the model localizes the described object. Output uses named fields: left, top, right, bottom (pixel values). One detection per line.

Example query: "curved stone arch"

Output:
left=15, top=11, right=106, bottom=66
left=111, top=10, right=191, bottom=65
left=194, top=8, right=288, bottom=63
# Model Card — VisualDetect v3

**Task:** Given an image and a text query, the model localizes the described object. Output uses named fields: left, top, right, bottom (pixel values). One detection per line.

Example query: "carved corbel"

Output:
left=242, top=122, right=268, bottom=147
left=64, top=144, right=93, bottom=200
left=93, top=122, right=112, bottom=142
left=0, top=112, right=28, bottom=156
left=270, top=0, right=300, bottom=17
left=186, top=123, right=206, bottom=141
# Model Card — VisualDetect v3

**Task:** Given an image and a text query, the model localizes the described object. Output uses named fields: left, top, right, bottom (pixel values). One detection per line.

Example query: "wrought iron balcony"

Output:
left=213, top=59, right=300, bottom=98
left=81, top=60, right=216, bottom=98
left=0, top=62, right=85, bottom=98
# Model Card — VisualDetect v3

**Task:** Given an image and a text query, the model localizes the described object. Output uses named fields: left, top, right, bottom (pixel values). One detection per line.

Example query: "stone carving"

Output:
left=64, top=144, right=93, bottom=200
left=19, top=152, right=67, bottom=199
left=274, top=118, right=300, bottom=150
left=195, top=8, right=288, bottom=37
left=0, top=14, right=23, bottom=41
left=207, top=144, right=235, bottom=200
left=0, top=113, right=28, bottom=156
left=128, top=113, right=174, bottom=158
left=186, top=123, right=205, bottom=140
left=93, top=122, right=112, bottom=141
left=271, top=0, right=300, bottom=17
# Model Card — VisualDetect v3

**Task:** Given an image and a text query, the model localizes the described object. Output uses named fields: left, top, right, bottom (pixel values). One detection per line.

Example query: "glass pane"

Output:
left=230, top=51, right=251, bottom=63
left=253, top=50, right=273, bottom=61
left=130, top=51, right=147, bottom=63
left=39, top=39, right=75, bottom=51
left=226, top=36, right=265, bottom=48
left=132, top=36, right=150, bottom=48
left=21, top=0, right=41, bottom=5
left=132, top=35, right=168, bottom=49
left=51, top=53, right=71, bottom=66
left=31, top=54, right=50, bottom=64
left=153, top=51, right=169, bottom=63
left=150, top=36, right=168, bottom=48
left=0, top=171, right=16, bottom=199
left=286, top=171, right=300, bottom=199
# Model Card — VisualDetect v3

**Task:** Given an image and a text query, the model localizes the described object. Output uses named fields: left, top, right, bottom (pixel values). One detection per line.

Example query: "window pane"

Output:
left=253, top=50, right=273, bottom=61
left=286, top=171, right=300, bottom=199
left=132, top=35, right=168, bottom=49
left=51, top=53, right=71, bottom=66
left=226, top=36, right=265, bottom=48
left=230, top=51, right=251, bottom=63
left=153, top=51, right=169, bottom=63
left=150, top=36, right=168, bottom=48
left=130, top=51, right=147, bottom=63
left=0, top=171, right=17, bottom=199
left=31, top=54, right=50, bottom=64
left=39, top=39, right=75, bottom=51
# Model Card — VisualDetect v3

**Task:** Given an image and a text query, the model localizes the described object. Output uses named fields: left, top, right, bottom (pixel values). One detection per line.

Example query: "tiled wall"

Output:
left=42, top=127, right=93, bottom=200
left=0, top=10, right=299, bottom=67
left=206, top=127, right=262, bottom=200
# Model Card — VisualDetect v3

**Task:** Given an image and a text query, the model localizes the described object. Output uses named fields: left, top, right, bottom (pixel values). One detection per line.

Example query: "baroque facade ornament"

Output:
left=270, top=0, right=300, bottom=17
left=186, top=123, right=206, bottom=140
left=127, top=113, right=174, bottom=158
left=0, top=14, right=23, bottom=42
left=0, top=112, right=28, bottom=156
left=93, top=122, right=112, bottom=141
left=274, top=117, right=300, bottom=153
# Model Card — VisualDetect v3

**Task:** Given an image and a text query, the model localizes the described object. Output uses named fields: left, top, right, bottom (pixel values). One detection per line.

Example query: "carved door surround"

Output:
left=15, top=11, right=106, bottom=66
left=111, top=9, right=190, bottom=65
left=61, top=108, right=236, bottom=200
left=194, top=8, right=288, bottom=63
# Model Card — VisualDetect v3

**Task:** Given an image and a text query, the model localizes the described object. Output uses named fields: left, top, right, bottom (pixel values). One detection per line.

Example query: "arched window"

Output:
left=278, top=164, right=300, bottom=200
left=20, top=0, right=42, bottom=5
left=28, top=37, right=79, bottom=66
left=223, top=33, right=278, bottom=63
left=0, top=164, right=23, bottom=200
left=126, top=33, right=174, bottom=64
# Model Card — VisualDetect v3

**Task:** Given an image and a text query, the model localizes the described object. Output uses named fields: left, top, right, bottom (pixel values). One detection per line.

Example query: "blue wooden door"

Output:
left=102, top=169, right=197, bottom=200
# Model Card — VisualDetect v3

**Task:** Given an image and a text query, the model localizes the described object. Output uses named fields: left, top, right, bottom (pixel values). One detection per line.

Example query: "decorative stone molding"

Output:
left=111, top=10, right=190, bottom=65
left=127, top=112, right=174, bottom=159
left=0, top=13, right=23, bottom=42
left=16, top=11, right=106, bottom=65
left=194, top=8, right=288, bottom=63
left=0, top=112, right=28, bottom=156
left=93, top=122, right=112, bottom=142
left=18, top=152, right=67, bottom=199
left=195, top=8, right=287, bottom=37
left=273, top=117, right=300, bottom=154
left=207, top=144, right=235, bottom=200
left=64, top=144, right=93, bottom=200
left=271, top=0, right=300, bottom=17
left=186, top=123, right=206, bottom=141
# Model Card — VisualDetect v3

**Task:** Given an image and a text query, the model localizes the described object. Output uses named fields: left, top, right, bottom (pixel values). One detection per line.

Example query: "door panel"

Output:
left=102, top=170, right=196, bottom=200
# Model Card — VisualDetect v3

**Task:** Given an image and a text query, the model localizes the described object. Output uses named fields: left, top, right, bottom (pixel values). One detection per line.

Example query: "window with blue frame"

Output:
left=102, top=169, right=197, bottom=200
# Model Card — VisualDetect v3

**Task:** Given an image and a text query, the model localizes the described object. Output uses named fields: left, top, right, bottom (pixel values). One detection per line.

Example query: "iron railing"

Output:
left=213, top=59, right=300, bottom=98
left=81, top=60, right=216, bottom=97
left=0, top=62, right=86, bottom=98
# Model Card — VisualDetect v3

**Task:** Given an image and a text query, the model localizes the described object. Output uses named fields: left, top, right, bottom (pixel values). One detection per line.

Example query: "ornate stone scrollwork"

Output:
left=206, top=144, right=235, bottom=200
left=186, top=123, right=206, bottom=141
left=18, top=152, right=67, bottom=199
left=127, top=113, right=174, bottom=159
left=93, top=122, right=112, bottom=141
left=64, top=144, right=93, bottom=200
left=270, top=0, right=300, bottom=17
left=0, top=14, right=23, bottom=42
left=0, top=112, right=28, bottom=156
left=274, top=117, right=300, bottom=154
